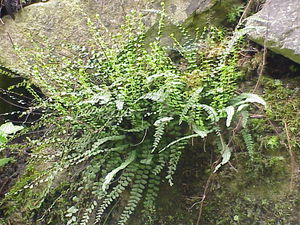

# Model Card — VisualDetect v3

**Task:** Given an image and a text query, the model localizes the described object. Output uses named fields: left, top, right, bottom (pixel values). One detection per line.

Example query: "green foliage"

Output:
left=0, top=122, right=23, bottom=167
left=227, top=4, right=245, bottom=23
left=265, top=136, right=280, bottom=151
left=0, top=157, right=14, bottom=167
left=241, top=128, right=254, bottom=158
left=1, top=10, right=266, bottom=225
left=0, top=67, right=16, bottom=78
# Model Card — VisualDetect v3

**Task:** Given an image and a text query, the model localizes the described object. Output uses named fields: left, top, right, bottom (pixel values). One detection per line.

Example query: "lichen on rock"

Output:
left=246, top=0, right=300, bottom=64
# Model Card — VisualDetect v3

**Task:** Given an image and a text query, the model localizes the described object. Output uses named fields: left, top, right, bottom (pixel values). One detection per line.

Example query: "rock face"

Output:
left=0, top=0, right=242, bottom=73
left=246, top=0, right=300, bottom=64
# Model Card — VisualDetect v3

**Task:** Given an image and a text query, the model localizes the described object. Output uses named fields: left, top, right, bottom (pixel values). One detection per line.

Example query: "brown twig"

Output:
left=238, top=0, right=255, bottom=25
left=252, top=1, right=271, bottom=93
left=0, top=177, right=9, bottom=194
left=7, top=32, right=15, bottom=47
left=267, top=119, right=280, bottom=135
left=283, top=120, right=299, bottom=191
left=253, top=44, right=267, bottom=92
left=196, top=172, right=214, bottom=225
left=196, top=157, right=220, bottom=225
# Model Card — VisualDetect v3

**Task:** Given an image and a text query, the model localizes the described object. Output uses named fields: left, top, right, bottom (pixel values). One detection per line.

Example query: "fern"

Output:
left=0, top=9, right=267, bottom=225
left=0, top=66, right=17, bottom=78
left=242, top=128, right=255, bottom=159
left=152, top=117, right=173, bottom=152
left=118, top=165, right=149, bottom=225
left=179, top=87, right=203, bottom=124
left=95, top=168, right=136, bottom=223
left=142, top=173, right=160, bottom=224
left=152, top=151, right=169, bottom=175
left=166, top=141, right=187, bottom=186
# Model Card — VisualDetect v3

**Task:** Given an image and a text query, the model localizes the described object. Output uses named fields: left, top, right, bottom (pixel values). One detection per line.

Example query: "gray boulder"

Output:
left=246, top=0, right=300, bottom=64
left=0, top=0, right=242, bottom=73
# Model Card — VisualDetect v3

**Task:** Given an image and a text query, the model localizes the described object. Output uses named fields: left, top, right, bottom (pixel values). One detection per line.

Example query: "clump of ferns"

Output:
left=3, top=8, right=266, bottom=225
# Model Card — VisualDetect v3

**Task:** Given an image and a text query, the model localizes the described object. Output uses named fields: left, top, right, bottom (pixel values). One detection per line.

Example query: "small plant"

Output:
left=227, top=4, right=245, bottom=23
left=1, top=8, right=266, bottom=225
left=0, top=122, right=23, bottom=167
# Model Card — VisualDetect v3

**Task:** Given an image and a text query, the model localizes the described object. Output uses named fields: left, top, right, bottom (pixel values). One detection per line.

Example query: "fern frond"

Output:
left=241, top=110, right=249, bottom=128
left=142, top=173, right=160, bottom=223
left=152, top=151, right=168, bottom=175
left=118, top=167, right=149, bottom=225
left=166, top=141, right=186, bottom=186
left=152, top=117, right=173, bottom=152
left=0, top=66, right=17, bottom=78
left=179, top=87, right=203, bottom=124
left=241, top=128, right=254, bottom=159
left=159, top=133, right=199, bottom=153
left=94, top=167, right=137, bottom=223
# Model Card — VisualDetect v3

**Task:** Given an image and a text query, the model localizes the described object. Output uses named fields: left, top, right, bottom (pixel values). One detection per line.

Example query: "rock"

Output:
left=0, top=0, right=242, bottom=73
left=0, top=0, right=22, bottom=20
left=246, top=0, right=300, bottom=64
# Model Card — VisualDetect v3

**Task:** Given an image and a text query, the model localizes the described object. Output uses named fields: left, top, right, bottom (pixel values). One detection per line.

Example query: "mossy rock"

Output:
left=0, top=0, right=243, bottom=74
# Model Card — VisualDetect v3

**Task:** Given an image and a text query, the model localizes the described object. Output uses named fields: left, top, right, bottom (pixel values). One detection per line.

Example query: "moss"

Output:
left=184, top=0, right=243, bottom=32
left=136, top=74, right=300, bottom=225
left=145, top=0, right=243, bottom=47
left=203, top=190, right=299, bottom=224
left=199, top=153, right=297, bottom=224
left=155, top=183, right=196, bottom=224
left=34, top=181, right=71, bottom=225
left=133, top=61, right=300, bottom=225
left=0, top=162, right=48, bottom=224
left=197, top=75, right=300, bottom=224
left=1, top=165, right=72, bottom=225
